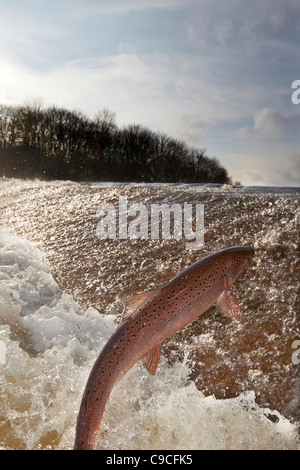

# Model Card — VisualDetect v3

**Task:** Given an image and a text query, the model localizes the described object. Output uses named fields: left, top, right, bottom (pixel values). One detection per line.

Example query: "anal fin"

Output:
left=216, top=288, right=241, bottom=322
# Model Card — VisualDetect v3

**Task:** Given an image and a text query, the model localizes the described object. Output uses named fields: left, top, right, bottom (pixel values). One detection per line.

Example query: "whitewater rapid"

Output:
left=0, top=178, right=299, bottom=449
left=0, top=229, right=298, bottom=450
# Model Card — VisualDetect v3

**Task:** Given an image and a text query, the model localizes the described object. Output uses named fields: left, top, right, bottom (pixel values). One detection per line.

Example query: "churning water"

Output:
left=0, top=178, right=299, bottom=449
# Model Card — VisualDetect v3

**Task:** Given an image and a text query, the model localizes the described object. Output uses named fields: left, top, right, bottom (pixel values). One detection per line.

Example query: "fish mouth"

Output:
left=232, top=245, right=255, bottom=256
left=243, top=246, right=255, bottom=256
left=239, top=248, right=255, bottom=273
left=233, top=246, right=255, bottom=264
left=241, top=256, right=252, bottom=272
left=226, top=246, right=255, bottom=287
left=243, top=246, right=255, bottom=262
left=243, top=247, right=255, bottom=270
left=221, top=245, right=255, bottom=259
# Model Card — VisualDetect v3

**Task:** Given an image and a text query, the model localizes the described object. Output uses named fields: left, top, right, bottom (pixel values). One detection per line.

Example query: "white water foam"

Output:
left=0, top=228, right=298, bottom=449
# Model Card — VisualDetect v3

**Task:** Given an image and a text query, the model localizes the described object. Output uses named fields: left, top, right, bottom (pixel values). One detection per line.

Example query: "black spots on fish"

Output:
left=111, top=345, right=120, bottom=357
left=127, top=323, right=139, bottom=337
left=189, top=267, right=220, bottom=297
left=149, top=303, right=159, bottom=320
left=118, top=332, right=133, bottom=348
left=213, top=258, right=227, bottom=276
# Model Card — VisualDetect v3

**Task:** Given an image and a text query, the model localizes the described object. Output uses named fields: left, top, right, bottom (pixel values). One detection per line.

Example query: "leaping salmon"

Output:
left=74, top=246, right=254, bottom=450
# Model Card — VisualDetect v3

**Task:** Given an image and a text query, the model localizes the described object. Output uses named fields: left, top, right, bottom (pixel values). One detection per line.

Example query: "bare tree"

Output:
left=0, top=100, right=230, bottom=183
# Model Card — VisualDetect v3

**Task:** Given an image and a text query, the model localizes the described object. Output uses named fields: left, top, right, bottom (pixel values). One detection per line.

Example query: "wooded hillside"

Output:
left=0, top=102, right=230, bottom=184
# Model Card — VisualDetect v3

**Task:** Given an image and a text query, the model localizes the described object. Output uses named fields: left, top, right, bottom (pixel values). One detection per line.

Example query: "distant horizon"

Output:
left=1, top=1, right=300, bottom=186
left=78, top=179, right=300, bottom=189
left=1, top=176, right=299, bottom=192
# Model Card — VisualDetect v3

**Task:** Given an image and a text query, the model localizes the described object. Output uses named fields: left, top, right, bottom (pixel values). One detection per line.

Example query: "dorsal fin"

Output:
left=216, top=288, right=241, bottom=322
left=141, top=346, right=160, bottom=375
left=122, top=289, right=160, bottom=322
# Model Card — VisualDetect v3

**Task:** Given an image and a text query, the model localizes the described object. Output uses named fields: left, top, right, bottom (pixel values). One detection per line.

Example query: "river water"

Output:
left=0, top=178, right=299, bottom=450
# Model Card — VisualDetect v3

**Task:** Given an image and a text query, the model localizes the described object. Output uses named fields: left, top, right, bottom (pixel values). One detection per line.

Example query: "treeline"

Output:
left=0, top=102, right=230, bottom=183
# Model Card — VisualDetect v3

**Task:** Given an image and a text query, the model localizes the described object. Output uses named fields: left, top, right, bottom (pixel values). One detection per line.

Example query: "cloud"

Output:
left=1, top=0, right=299, bottom=187
left=221, top=151, right=300, bottom=187
left=285, top=154, right=300, bottom=181
left=0, top=49, right=197, bottom=136
left=214, top=18, right=233, bottom=46
left=187, top=0, right=298, bottom=42
left=235, top=108, right=300, bottom=140
left=254, top=108, right=287, bottom=138
left=0, top=39, right=252, bottom=144
left=174, top=113, right=216, bottom=146
left=74, top=0, right=187, bottom=16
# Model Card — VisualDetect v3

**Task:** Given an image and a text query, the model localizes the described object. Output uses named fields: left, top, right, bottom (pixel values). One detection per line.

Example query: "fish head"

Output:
left=223, top=246, right=255, bottom=288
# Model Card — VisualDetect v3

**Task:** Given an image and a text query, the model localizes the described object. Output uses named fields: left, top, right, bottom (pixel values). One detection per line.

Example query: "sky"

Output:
left=0, top=0, right=300, bottom=186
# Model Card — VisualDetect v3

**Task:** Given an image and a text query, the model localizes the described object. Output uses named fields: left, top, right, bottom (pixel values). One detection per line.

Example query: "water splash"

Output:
left=0, top=179, right=299, bottom=449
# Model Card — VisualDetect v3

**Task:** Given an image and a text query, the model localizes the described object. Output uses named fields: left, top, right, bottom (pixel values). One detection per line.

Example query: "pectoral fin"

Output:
left=216, top=288, right=241, bottom=322
left=142, top=346, right=160, bottom=375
